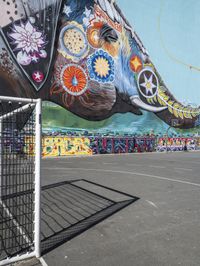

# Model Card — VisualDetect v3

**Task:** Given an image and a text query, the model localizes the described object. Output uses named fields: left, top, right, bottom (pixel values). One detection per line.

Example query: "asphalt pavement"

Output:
left=17, top=151, right=200, bottom=266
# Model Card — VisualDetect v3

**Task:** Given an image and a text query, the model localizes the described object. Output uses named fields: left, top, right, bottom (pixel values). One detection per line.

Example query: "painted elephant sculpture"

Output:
left=0, top=0, right=199, bottom=129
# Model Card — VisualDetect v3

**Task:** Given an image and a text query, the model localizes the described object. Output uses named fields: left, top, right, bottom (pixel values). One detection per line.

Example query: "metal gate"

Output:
left=0, top=96, right=41, bottom=265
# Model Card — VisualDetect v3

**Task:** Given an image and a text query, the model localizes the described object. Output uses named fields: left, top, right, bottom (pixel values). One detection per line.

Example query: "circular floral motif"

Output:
left=137, top=68, right=158, bottom=98
left=87, top=50, right=114, bottom=83
left=60, top=64, right=88, bottom=96
left=59, top=24, right=88, bottom=58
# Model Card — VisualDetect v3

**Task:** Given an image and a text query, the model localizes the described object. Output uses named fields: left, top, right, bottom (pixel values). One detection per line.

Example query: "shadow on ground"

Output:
left=0, top=179, right=139, bottom=261
left=41, top=179, right=139, bottom=254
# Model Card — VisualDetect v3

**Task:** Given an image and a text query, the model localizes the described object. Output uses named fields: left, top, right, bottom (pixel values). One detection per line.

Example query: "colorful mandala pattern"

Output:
left=59, top=24, right=88, bottom=59
left=87, top=50, right=114, bottom=83
left=60, top=64, right=88, bottom=96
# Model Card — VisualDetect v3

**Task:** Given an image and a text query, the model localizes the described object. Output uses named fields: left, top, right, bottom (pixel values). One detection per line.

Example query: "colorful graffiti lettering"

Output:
left=157, top=137, right=199, bottom=152
left=9, top=135, right=200, bottom=157
left=42, top=137, right=93, bottom=157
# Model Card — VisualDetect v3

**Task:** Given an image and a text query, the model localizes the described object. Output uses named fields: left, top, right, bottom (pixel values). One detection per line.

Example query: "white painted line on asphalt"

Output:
left=44, top=167, right=200, bottom=188
left=39, top=257, right=48, bottom=266
left=146, top=200, right=158, bottom=209
left=81, top=162, right=97, bottom=165
left=174, top=167, right=193, bottom=172
left=0, top=200, right=32, bottom=245
left=103, top=162, right=117, bottom=165
left=154, top=159, right=199, bottom=166
left=148, top=165, right=165, bottom=169
left=126, top=163, right=143, bottom=167
left=58, top=161, right=73, bottom=163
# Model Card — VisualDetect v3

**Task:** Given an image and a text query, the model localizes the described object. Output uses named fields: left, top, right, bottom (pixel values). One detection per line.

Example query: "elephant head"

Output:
left=0, top=0, right=199, bottom=129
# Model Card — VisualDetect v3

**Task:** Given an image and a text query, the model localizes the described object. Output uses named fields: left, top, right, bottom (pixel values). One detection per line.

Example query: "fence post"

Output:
left=0, top=119, right=2, bottom=200
left=34, top=99, right=42, bottom=258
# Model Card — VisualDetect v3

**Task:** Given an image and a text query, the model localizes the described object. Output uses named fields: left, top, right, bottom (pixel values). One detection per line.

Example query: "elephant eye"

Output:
left=100, top=24, right=118, bottom=43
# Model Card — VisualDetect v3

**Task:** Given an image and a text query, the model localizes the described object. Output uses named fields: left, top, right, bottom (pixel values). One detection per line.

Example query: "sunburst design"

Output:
left=94, top=57, right=110, bottom=78
left=60, top=64, right=88, bottom=96
left=50, top=55, right=91, bottom=108
left=87, top=50, right=114, bottom=83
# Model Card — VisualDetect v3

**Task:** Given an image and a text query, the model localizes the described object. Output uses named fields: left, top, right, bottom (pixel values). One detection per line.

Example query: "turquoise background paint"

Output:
left=118, top=0, right=200, bottom=105
left=43, top=0, right=200, bottom=134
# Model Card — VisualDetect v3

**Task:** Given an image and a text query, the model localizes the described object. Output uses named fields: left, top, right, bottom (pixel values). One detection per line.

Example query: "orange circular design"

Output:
left=60, top=65, right=88, bottom=96
left=87, top=27, right=101, bottom=48
left=87, top=22, right=103, bottom=48
left=130, top=55, right=143, bottom=73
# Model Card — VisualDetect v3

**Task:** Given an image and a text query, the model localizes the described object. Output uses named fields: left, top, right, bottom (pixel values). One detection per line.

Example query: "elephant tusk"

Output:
left=130, top=96, right=168, bottom=113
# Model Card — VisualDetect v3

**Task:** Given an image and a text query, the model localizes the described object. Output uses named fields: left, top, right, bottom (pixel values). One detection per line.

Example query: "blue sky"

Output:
left=117, top=0, right=200, bottom=105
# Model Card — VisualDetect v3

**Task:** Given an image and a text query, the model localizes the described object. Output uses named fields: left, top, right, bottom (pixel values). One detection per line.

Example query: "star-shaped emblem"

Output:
left=63, top=5, right=72, bottom=17
left=140, top=73, right=156, bottom=95
left=31, top=54, right=39, bottom=63
left=83, top=6, right=91, bottom=18
left=137, top=69, right=158, bottom=98
left=32, top=71, right=44, bottom=83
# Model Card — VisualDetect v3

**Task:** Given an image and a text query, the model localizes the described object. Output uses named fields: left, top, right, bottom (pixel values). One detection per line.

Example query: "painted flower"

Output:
left=9, top=21, right=45, bottom=54
left=17, top=51, right=32, bottom=66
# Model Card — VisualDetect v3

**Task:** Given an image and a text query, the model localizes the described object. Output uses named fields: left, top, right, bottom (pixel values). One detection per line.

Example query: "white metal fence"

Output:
left=0, top=96, right=41, bottom=266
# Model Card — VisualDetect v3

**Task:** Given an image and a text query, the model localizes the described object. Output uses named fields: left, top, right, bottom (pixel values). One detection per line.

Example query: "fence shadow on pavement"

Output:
left=40, top=179, right=139, bottom=255
left=0, top=179, right=139, bottom=260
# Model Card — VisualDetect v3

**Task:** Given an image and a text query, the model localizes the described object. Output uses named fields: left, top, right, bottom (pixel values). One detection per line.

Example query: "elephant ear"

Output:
left=0, top=0, right=62, bottom=92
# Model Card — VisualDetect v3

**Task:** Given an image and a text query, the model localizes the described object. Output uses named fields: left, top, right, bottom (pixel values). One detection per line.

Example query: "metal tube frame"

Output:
left=0, top=119, right=2, bottom=200
left=0, top=103, right=35, bottom=120
left=34, top=98, right=41, bottom=258
left=0, top=95, right=38, bottom=103
left=0, top=97, right=42, bottom=266
left=0, top=252, right=36, bottom=266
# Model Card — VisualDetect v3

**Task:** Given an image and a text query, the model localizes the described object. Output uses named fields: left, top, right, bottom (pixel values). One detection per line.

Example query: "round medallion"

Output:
left=137, top=68, right=158, bottom=98
left=60, top=25, right=88, bottom=58
left=60, top=64, right=88, bottom=96
left=32, top=71, right=44, bottom=83
left=87, top=50, right=114, bottom=83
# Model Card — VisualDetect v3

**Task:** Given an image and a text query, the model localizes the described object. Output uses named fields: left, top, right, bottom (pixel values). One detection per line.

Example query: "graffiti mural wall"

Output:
left=0, top=0, right=200, bottom=136
left=41, top=136, right=156, bottom=157
left=157, top=137, right=200, bottom=152
left=42, top=136, right=93, bottom=156
left=7, top=135, right=200, bottom=157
